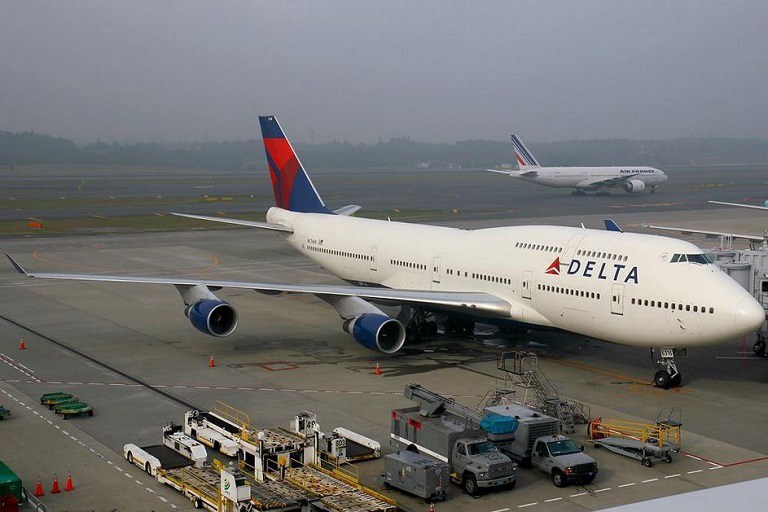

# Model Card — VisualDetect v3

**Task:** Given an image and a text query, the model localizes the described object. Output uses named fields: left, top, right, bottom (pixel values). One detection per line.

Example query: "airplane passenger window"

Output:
left=685, top=305, right=690, bottom=311
left=709, top=307, right=714, bottom=313
left=693, top=306, right=698, bottom=312
left=651, top=301, right=655, bottom=307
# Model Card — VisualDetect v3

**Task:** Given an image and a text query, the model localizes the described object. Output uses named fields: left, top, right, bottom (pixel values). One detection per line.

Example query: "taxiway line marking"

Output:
left=491, top=508, right=510, bottom=512
left=544, top=497, right=562, bottom=502
left=518, top=503, right=538, bottom=509
left=642, top=478, right=659, bottom=483
left=664, top=474, right=681, bottom=479
left=687, top=470, right=703, bottom=474
left=618, top=482, right=636, bottom=488
left=569, top=492, right=588, bottom=497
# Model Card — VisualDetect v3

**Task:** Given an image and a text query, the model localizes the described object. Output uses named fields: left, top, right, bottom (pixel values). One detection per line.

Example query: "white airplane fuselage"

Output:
left=269, top=207, right=762, bottom=348
left=515, top=166, right=667, bottom=191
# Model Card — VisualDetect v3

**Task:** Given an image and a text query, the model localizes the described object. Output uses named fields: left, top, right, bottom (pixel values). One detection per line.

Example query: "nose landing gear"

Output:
left=651, top=347, right=686, bottom=389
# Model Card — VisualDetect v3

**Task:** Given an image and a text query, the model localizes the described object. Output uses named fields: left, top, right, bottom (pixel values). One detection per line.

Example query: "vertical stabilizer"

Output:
left=259, top=116, right=331, bottom=214
left=509, top=134, right=540, bottom=169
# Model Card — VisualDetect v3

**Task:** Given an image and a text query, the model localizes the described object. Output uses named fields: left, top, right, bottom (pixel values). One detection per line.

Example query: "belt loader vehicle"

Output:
left=484, top=404, right=597, bottom=487
left=391, top=384, right=517, bottom=496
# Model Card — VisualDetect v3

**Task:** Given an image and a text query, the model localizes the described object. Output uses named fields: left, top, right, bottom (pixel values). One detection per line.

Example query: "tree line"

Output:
left=0, top=130, right=764, bottom=170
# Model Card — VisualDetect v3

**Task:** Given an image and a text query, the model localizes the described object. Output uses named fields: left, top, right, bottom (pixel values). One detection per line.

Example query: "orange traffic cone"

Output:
left=34, top=476, right=44, bottom=497
left=208, top=355, right=216, bottom=368
left=374, top=362, right=382, bottom=375
left=51, top=473, right=61, bottom=494
left=18, top=337, right=25, bottom=350
left=64, top=472, right=74, bottom=491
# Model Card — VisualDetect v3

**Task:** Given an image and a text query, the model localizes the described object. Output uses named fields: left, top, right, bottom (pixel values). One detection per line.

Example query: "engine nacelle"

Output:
left=343, top=314, right=406, bottom=354
left=185, top=299, right=238, bottom=337
left=622, top=179, right=646, bottom=193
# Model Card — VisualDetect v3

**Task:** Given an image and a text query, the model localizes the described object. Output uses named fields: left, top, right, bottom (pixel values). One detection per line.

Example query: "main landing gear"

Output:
left=399, top=307, right=438, bottom=342
left=754, top=332, right=766, bottom=357
left=651, top=347, right=686, bottom=389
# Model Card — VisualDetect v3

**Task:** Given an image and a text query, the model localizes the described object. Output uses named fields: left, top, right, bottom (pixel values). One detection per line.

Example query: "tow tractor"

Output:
left=588, top=409, right=682, bottom=467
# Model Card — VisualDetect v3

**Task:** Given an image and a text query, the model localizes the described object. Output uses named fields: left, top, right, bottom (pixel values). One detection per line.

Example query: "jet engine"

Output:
left=185, top=299, right=238, bottom=337
left=343, top=314, right=406, bottom=354
left=622, top=179, right=646, bottom=193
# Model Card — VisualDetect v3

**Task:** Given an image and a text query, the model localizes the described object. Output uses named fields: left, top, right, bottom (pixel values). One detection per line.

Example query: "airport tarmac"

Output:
left=2, top=164, right=767, bottom=221
left=1, top=198, right=768, bottom=511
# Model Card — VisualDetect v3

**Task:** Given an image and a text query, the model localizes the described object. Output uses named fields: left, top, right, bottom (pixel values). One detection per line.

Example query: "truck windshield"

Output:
left=547, top=439, right=581, bottom=456
left=467, top=441, right=498, bottom=455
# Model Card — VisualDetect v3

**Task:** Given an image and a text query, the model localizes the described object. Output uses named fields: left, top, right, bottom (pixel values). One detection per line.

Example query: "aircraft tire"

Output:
left=654, top=370, right=671, bottom=390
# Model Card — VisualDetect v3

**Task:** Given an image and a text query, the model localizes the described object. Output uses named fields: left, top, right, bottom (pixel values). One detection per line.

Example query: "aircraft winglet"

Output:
left=604, top=219, right=623, bottom=232
left=6, top=254, right=28, bottom=275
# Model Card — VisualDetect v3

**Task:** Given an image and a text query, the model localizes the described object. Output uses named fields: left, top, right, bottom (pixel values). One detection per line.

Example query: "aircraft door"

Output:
left=561, top=235, right=585, bottom=265
left=522, top=270, right=532, bottom=299
left=432, top=256, right=442, bottom=286
left=610, top=283, right=625, bottom=315
left=369, top=246, right=378, bottom=271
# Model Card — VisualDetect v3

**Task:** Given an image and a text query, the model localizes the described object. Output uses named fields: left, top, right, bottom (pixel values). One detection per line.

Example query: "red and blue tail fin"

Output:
left=259, top=116, right=331, bottom=214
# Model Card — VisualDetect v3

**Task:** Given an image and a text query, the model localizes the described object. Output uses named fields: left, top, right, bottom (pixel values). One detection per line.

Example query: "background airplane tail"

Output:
left=510, top=134, right=540, bottom=169
left=259, top=115, right=332, bottom=214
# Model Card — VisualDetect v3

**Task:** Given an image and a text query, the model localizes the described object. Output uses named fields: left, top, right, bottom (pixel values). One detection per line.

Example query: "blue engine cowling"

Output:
left=186, top=300, right=238, bottom=337
left=343, top=314, right=406, bottom=354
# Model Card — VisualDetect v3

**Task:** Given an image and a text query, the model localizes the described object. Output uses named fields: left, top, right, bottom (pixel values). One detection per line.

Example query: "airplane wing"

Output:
left=709, top=201, right=768, bottom=212
left=5, top=254, right=511, bottom=318
left=171, top=213, right=293, bottom=233
left=575, top=174, right=640, bottom=190
left=641, top=224, right=765, bottom=241
left=333, top=205, right=362, bottom=216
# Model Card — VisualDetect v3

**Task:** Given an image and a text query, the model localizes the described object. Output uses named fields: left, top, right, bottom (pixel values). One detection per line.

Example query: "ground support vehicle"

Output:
left=484, top=404, right=597, bottom=486
left=162, top=423, right=208, bottom=466
left=124, top=443, right=194, bottom=476
left=378, top=451, right=449, bottom=502
left=391, top=384, right=517, bottom=496
left=0, top=405, right=9, bottom=420
left=40, top=393, right=76, bottom=409
left=53, top=400, right=93, bottom=418
left=531, top=436, right=598, bottom=487
left=327, top=427, right=381, bottom=463
left=158, top=465, right=222, bottom=511
left=283, top=464, right=395, bottom=512
left=0, top=461, right=22, bottom=502
left=588, top=413, right=682, bottom=467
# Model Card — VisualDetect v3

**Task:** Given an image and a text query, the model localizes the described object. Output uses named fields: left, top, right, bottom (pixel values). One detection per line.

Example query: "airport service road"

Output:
left=2, top=211, right=768, bottom=511
left=1, top=165, right=767, bottom=221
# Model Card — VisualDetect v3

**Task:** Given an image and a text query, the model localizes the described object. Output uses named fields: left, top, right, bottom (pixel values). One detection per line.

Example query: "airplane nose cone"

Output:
left=734, top=298, right=765, bottom=335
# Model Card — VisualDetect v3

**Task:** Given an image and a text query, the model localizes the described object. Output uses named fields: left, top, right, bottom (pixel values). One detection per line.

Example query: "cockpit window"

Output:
left=671, top=253, right=713, bottom=265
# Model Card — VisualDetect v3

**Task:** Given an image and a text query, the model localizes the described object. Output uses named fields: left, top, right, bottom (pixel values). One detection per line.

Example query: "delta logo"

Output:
left=545, top=258, right=561, bottom=275
left=545, top=258, right=639, bottom=284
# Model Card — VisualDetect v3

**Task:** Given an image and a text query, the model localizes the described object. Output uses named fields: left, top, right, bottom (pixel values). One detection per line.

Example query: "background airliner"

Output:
left=486, top=134, right=668, bottom=195
left=7, top=117, right=763, bottom=389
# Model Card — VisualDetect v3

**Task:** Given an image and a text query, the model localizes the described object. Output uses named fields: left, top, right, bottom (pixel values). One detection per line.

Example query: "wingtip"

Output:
left=5, top=253, right=28, bottom=275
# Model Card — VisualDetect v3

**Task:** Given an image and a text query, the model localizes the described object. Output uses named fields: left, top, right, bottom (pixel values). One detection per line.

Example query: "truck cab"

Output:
left=531, top=436, right=597, bottom=487
left=450, top=438, right=516, bottom=496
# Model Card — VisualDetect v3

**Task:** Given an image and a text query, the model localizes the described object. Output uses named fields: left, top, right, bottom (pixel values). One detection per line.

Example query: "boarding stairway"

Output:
left=484, top=352, right=590, bottom=434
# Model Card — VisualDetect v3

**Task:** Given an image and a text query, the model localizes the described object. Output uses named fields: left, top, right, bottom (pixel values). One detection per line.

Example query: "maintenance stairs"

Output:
left=483, top=352, right=590, bottom=434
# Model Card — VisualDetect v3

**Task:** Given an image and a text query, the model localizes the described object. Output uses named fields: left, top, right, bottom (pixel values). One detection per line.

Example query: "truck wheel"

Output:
left=463, top=474, right=478, bottom=496
left=552, top=469, right=567, bottom=488
left=88, top=410, right=94, bottom=417
left=214, top=441, right=221, bottom=451
left=582, top=475, right=595, bottom=485
left=507, top=479, right=517, bottom=490
left=383, top=481, right=392, bottom=490
left=194, top=498, right=203, bottom=509
left=406, top=444, right=419, bottom=454
left=145, top=462, right=152, bottom=474
left=642, top=458, right=653, bottom=468
left=127, top=452, right=133, bottom=464
left=664, top=453, right=673, bottom=463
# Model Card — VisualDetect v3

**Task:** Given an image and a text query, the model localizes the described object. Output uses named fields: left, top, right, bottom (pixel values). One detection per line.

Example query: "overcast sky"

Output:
left=2, top=1, right=767, bottom=143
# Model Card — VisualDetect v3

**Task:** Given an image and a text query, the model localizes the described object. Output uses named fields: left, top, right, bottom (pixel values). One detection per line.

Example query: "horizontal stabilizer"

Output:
left=171, top=213, right=293, bottom=233
left=333, top=205, right=362, bottom=216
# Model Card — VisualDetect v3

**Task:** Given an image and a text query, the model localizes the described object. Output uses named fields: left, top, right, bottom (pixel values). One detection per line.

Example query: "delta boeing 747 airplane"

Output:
left=7, top=117, right=763, bottom=389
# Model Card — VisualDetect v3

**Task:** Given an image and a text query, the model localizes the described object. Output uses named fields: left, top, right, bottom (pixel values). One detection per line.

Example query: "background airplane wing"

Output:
left=641, top=224, right=765, bottom=241
left=575, top=174, right=639, bottom=190
left=6, top=254, right=511, bottom=318
left=709, top=200, right=768, bottom=212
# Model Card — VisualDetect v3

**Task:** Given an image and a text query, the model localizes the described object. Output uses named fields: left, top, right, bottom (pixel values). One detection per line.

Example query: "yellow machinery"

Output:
left=588, top=409, right=682, bottom=467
